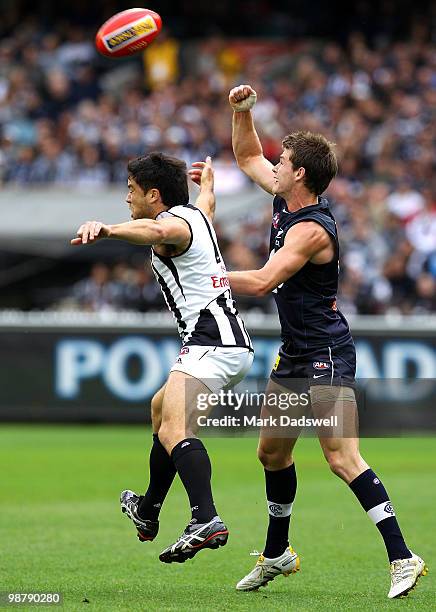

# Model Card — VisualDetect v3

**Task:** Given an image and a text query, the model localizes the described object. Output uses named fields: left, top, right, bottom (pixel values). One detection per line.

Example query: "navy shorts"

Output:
left=270, top=340, right=356, bottom=390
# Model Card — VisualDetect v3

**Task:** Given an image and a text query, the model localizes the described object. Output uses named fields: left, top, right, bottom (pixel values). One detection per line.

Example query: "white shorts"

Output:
left=170, top=345, right=254, bottom=392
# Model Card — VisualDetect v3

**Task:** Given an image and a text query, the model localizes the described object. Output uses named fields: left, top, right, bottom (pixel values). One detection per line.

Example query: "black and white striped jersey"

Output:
left=151, top=205, right=252, bottom=351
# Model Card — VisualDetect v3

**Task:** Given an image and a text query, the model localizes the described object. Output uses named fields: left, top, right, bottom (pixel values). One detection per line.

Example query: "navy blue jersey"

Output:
left=269, top=195, right=352, bottom=350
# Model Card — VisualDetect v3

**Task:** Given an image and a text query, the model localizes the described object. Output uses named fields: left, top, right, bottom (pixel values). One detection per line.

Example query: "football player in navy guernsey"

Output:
left=225, top=84, right=426, bottom=598
left=71, top=153, right=253, bottom=563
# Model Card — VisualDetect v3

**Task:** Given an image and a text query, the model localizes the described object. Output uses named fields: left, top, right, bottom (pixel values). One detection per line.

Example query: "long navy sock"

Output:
left=171, top=438, right=217, bottom=523
left=349, top=468, right=411, bottom=563
left=263, top=463, right=297, bottom=558
left=137, top=433, right=177, bottom=521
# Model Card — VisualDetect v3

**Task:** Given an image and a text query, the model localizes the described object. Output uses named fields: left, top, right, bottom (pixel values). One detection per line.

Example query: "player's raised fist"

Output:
left=229, top=84, right=257, bottom=112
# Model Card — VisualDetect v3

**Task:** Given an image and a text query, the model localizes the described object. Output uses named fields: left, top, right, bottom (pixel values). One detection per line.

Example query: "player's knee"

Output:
left=158, top=418, right=187, bottom=454
left=150, top=392, right=162, bottom=429
left=156, top=423, right=173, bottom=453
left=257, top=445, right=291, bottom=470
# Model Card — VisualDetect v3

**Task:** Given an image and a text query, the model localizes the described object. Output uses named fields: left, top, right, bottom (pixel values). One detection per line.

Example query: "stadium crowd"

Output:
left=0, top=18, right=435, bottom=315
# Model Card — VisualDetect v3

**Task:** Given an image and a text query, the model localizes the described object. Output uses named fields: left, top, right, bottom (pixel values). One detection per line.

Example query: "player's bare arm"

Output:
left=228, top=222, right=333, bottom=296
left=188, top=156, right=216, bottom=221
left=229, top=84, right=275, bottom=194
left=71, top=216, right=191, bottom=248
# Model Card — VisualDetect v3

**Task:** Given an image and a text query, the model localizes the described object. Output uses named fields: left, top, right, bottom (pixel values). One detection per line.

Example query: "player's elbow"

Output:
left=153, top=224, right=170, bottom=243
left=235, top=156, right=249, bottom=170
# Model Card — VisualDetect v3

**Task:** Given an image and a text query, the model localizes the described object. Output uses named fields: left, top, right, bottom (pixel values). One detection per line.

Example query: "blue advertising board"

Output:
left=0, top=321, right=434, bottom=426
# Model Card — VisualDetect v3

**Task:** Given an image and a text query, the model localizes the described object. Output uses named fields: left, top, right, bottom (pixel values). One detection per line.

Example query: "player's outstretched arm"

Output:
left=228, top=222, right=331, bottom=296
left=229, top=84, right=275, bottom=195
left=71, top=217, right=190, bottom=247
left=188, top=156, right=216, bottom=221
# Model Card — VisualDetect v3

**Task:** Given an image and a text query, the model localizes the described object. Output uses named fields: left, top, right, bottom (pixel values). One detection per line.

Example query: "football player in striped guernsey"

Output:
left=72, top=152, right=253, bottom=563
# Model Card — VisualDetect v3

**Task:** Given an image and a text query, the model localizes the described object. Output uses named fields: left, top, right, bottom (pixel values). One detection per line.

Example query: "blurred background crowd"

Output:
left=0, top=0, right=435, bottom=315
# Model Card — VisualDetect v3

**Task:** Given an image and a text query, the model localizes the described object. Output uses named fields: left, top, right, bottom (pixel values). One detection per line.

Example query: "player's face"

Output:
left=272, top=149, right=300, bottom=196
left=126, top=177, right=157, bottom=220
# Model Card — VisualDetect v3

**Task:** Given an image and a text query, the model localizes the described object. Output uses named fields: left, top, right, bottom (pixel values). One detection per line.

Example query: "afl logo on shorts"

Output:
left=313, top=361, right=330, bottom=370
left=180, top=347, right=190, bottom=355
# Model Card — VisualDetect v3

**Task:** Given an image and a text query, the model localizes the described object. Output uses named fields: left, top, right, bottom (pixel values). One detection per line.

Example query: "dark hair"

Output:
left=282, top=131, right=338, bottom=195
left=127, top=152, right=189, bottom=207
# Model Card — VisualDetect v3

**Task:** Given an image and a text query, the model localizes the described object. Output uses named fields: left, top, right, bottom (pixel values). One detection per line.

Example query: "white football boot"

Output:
left=388, top=552, right=428, bottom=598
left=236, top=546, right=300, bottom=591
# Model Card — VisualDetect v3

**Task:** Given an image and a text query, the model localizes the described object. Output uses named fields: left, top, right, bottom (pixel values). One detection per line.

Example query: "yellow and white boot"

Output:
left=236, top=546, right=300, bottom=591
left=388, top=552, right=428, bottom=598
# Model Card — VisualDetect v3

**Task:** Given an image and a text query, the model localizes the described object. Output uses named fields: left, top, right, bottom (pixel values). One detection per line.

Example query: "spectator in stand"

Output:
left=30, top=137, right=75, bottom=184
left=75, top=145, right=110, bottom=189
left=72, top=263, right=124, bottom=312
left=142, top=30, right=180, bottom=90
left=386, top=179, right=425, bottom=223
left=126, top=263, right=165, bottom=312
left=406, top=190, right=436, bottom=257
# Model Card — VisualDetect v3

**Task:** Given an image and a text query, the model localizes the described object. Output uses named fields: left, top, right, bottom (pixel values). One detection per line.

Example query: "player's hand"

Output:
left=189, top=156, right=214, bottom=189
left=200, top=156, right=214, bottom=192
left=188, top=161, right=204, bottom=186
left=229, top=84, right=257, bottom=112
left=71, top=221, right=111, bottom=245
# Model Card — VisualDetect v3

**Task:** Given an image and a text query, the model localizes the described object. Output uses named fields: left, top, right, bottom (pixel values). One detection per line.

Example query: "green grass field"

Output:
left=0, top=426, right=434, bottom=611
